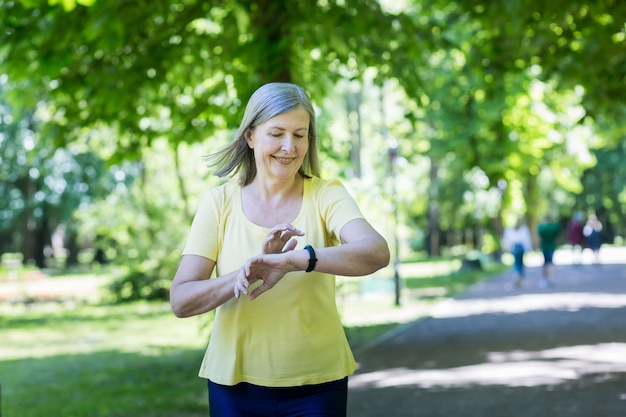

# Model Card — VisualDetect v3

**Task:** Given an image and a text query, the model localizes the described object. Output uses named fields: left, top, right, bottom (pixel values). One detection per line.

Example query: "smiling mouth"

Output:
left=274, top=156, right=295, bottom=164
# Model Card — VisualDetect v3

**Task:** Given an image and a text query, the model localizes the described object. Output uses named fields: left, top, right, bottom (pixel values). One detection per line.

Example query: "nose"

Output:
left=281, top=135, right=295, bottom=152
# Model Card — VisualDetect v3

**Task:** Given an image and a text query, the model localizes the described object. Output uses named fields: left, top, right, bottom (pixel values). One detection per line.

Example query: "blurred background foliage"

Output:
left=0, top=0, right=624, bottom=301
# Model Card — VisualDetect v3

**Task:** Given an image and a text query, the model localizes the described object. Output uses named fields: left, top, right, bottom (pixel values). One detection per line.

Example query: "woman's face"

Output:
left=246, top=107, right=310, bottom=181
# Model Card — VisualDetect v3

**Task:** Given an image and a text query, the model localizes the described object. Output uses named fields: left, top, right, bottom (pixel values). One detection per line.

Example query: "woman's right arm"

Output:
left=170, top=254, right=239, bottom=318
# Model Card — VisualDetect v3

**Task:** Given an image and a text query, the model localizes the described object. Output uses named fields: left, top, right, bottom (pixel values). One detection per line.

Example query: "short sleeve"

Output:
left=317, top=179, right=364, bottom=245
left=182, top=187, right=223, bottom=260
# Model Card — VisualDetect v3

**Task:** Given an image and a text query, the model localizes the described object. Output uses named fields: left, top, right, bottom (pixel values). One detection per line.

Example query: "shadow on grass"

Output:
left=1, top=347, right=208, bottom=417
left=345, top=322, right=401, bottom=351
left=0, top=302, right=193, bottom=329
left=403, top=265, right=509, bottom=297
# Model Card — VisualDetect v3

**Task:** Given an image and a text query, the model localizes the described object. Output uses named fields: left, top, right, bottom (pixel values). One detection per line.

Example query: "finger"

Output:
left=281, top=234, right=302, bottom=244
left=278, top=229, right=305, bottom=245
left=270, top=224, right=304, bottom=239
left=249, top=282, right=270, bottom=301
left=283, top=227, right=305, bottom=238
left=262, top=232, right=287, bottom=253
left=275, top=223, right=296, bottom=232
left=283, top=239, right=298, bottom=252
left=234, top=276, right=247, bottom=298
left=235, top=284, right=246, bottom=298
left=263, top=234, right=281, bottom=248
left=267, top=224, right=291, bottom=239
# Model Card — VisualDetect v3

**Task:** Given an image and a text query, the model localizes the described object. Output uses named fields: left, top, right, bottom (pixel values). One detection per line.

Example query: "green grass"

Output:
left=0, top=302, right=210, bottom=417
left=0, top=259, right=505, bottom=417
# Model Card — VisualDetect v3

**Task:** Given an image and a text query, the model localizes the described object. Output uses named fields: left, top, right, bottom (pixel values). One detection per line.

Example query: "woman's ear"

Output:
left=244, top=129, right=253, bottom=148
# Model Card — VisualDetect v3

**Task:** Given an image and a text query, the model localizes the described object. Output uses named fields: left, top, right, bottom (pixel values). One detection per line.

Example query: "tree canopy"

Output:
left=1, top=0, right=624, bottom=281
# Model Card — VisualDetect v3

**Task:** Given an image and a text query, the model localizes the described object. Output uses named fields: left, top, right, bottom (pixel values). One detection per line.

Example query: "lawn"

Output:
left=0, top=259, right=505, bottom=417
left=1, top=301, right=210, bottom=417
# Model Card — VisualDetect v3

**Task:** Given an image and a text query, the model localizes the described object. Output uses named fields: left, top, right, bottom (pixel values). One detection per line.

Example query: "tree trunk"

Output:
left=525, top=175, right=539, bottom=248
left=33, top=206, right=50, bottom=268
left=251, top=0, right=293, bottom=83
left=18, top=175, right=37, bottom=265
left=174, top=142, right=191, bottom=221
left=64, top=228, right=80, bottom=266
left=0, top=231, right=12, bottom=256
left=428, top=156, right=440, bottom=257
left=347, top=90, right=362, bottom=178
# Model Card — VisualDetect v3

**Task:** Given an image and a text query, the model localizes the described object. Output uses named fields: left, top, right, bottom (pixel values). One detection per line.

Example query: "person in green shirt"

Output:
left=537, top=215, right=561, bottom=287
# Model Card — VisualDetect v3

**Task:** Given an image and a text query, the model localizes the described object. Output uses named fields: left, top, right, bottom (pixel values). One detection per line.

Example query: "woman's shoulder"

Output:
left=204, top=180, right=238, bottom=194
left=200, top=180, right=239, bottom=206
left=306, top=176, right=352, bottom=200
left=306, top=176, right=345, bottom=191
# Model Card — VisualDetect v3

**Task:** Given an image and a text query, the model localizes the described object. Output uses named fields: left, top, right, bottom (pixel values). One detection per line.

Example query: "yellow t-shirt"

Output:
left=182, top=177, right=363, bottom=387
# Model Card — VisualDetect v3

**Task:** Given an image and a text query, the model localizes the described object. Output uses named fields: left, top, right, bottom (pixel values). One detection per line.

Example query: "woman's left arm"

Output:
left=310, top=217, right=390, bottom=276
left=242, top=218, right=389, bottom=300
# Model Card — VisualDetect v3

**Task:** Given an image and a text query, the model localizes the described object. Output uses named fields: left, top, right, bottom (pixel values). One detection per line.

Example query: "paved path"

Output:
left=348, top=247, right=626, bottom=417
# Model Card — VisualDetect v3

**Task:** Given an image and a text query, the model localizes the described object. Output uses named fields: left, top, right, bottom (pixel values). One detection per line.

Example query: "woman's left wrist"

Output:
left=303, top=245, right=317, bottom=272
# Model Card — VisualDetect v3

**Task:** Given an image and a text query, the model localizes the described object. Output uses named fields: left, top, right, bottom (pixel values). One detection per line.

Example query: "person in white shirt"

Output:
left=502, top=219, right=533, bottom=288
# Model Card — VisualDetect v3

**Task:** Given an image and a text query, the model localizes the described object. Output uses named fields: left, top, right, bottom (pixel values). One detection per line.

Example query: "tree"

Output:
left=575, top=140, right=626, bottom=243
left=1, top=0, right=414, bottom=157
left=0, top=103, right=118, bottom=266
left=1, top=0, right=624, bottom=271
left=391, top=0, right=625, bottom=252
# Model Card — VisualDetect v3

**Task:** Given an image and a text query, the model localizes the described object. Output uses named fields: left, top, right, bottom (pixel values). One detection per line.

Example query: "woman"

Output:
left=567, top=211, right=585, bottom=266
left=502, top=218, right=533, bottom=288
left=583, top=213, right=603, bottom=264
left=170, top=82, right=390, bottom=417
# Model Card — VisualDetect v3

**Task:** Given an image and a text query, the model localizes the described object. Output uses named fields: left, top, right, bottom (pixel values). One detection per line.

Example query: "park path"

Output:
left=348, top=246, right=626, bottom=417
left=0, top=270, right=107, bottom=302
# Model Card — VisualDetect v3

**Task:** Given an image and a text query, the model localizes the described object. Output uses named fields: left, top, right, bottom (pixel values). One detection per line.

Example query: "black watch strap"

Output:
left=304, top=245, right=317, bottom=272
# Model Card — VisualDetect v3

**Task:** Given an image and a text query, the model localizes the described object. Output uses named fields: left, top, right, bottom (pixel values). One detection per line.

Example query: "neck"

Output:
left=248, top=175, right=303, bottom=204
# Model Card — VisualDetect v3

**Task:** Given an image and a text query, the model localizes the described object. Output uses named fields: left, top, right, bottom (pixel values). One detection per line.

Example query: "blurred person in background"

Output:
left=502, top=218, right=533, bottom=288
left=584, top=213, right=603, bottom=265
left=567, top=211, right=585, bottom=266
left=537, top=215, right=561, bottom=288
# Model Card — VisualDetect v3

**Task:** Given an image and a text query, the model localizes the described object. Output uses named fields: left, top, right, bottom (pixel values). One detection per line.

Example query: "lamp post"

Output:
left=388, top=139, right=401, bottom=306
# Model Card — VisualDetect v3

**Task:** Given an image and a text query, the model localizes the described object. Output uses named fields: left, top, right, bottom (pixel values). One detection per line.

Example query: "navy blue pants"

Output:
left=542, top=249, right=555, bottom=264
left=207, top=378, right=348, bottom=417
left=512, top=243, right=525, bottom=276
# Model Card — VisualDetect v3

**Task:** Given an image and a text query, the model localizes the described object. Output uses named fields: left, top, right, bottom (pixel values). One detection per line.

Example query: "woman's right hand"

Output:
left=234, top=264, right=255, bottom=299
left=235, top=252, right=295, bottom=300
left=262, top=224, right=304, bottom=254
left=234, top=224, right=304, bottom=298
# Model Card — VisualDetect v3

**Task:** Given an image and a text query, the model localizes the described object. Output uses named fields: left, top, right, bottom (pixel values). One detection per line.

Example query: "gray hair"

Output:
left=206, top=82, right=320, bottom=185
